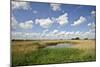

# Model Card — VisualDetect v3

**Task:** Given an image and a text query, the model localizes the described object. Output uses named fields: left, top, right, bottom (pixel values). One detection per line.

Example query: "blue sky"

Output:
left=11, top=1, right=96, bottom=40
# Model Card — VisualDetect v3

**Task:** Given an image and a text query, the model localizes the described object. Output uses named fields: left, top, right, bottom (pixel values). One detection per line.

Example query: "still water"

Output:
left=45, top=43, right=74, bottom=48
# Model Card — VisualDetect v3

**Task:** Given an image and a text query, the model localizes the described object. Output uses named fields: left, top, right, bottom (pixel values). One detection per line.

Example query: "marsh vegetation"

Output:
left=11, top=40, right=96, bottom=66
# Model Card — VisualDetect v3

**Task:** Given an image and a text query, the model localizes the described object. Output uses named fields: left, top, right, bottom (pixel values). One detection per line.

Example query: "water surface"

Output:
left=45, top=43, right=74, bottom=49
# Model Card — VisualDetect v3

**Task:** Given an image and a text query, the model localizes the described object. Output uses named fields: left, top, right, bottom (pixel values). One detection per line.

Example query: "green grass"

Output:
left=12, top=48, right=96, bottom=66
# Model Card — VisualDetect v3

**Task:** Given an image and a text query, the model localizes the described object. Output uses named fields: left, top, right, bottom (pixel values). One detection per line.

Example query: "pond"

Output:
left=45, top=43, right=75, bottom=49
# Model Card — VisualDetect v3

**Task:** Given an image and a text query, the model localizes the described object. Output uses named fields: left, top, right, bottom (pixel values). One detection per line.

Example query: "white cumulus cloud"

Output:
left=11, top=15, right=18, bottom=29
left=71, top=16, right=86, bottom=26
left=11, top=30, right=95, bottom=40
left=88, top=22, right=96, bottom=32
left=41, top=29, right=49, bottom=37
left=83, top=31, right=95, bottom=39
left=56, top=13, right=69, bottom=25
left=11, top=32, right=41, bottom=40
left=12, top=1, right=31, bottom=10
left=91, top=11, right=96, bottom=16
left=58, top=31, right=66, bottom=35
left=52, top=29, right=59, bottom=34
left=19, top=20, right=34, bottom=29
left=35, top=18, right=53, bottom=28
left=88, top=22, right=95, bottom=28
left=35, top=13, right=69, bottom=28
left=50, top=3, right=61, bottom=11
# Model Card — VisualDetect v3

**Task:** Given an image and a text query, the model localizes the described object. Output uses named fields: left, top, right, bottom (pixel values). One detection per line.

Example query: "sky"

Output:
left=11, top=1, right=96, bottom=40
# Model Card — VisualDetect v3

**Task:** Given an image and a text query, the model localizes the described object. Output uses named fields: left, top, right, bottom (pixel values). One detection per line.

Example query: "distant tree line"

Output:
left=71, top=37, right=88, bottom=40
left=71, top=37, right=80, bottom=40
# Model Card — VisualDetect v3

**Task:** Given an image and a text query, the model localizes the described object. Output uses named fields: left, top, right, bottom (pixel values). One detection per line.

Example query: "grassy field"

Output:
left=11, top=40, right=96, bottom=66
